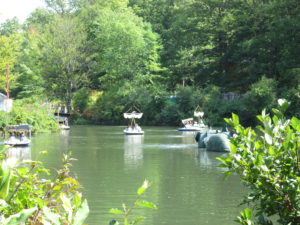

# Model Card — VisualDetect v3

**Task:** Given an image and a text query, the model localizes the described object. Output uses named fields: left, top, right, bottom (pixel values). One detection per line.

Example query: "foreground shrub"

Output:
left=218, top=99, right=300, bottom=224
left=0, top=150, right=89, bottom=224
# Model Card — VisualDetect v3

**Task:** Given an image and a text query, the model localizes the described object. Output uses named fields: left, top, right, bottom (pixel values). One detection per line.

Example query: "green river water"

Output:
left=10, top=125, right=246, bottom=225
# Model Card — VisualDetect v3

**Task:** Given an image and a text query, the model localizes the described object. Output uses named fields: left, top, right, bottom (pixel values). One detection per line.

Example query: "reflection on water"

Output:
left=181, top=131, right=197, bottom=144
left=197, top=149, right=212, bottom=166
left=6, top=146, right=31, bottom=161
left=196, top=148, right=229, bottom=172
left=124, top=135, right=144, bottom=167
left=60, top=129, right=70, bottom=136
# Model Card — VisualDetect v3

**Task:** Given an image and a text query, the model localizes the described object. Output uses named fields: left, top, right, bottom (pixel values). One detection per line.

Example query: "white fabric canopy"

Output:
left=181, top=118, right=194, bottom=124
left=194, top=111, right=204, bottom=117
left=124, top=112, right=143, bottom=119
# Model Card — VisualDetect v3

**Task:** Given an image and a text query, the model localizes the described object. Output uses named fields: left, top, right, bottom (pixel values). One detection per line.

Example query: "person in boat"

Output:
left=20, top=132, right=28, bottom=142
left=135, top=124, right=141, bottom=131
left=64, top=118, right=69, bottom=126
left=9, top=132, right=16, bottom=141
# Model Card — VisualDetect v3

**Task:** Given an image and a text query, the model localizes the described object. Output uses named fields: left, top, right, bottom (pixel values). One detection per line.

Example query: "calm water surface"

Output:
left=23, top=126, right=245, bottom=225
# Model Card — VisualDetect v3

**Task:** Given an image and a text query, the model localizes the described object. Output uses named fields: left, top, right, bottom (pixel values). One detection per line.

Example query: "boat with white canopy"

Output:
left=4, top=124, right=31, bottom=146
left=178, top=106, right=208, bottom=131
left=123, top=108, right=144, bottom=135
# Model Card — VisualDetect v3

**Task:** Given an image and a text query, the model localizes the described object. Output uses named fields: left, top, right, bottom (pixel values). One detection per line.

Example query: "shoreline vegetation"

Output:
left=0, top=0, right=299, bottom=129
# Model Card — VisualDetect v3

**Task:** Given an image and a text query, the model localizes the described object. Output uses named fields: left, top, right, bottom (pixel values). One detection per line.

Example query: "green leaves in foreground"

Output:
left=219, top=99, right=300, bottom=225
left=235, top=208, right=254, bottom=225
left=1, top=207, right=37, bottom=225
left=109, top=180, right=157, bottom=225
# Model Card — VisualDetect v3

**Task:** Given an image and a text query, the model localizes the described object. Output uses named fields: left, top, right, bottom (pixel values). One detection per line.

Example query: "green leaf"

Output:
left=272, top=108, right=284, bottom=119
left=137, top=180, right=149, bottom=196
left=230, top=143, right=237, bottom=154
left=136, top=200, right=157, bottom=210
left=73, top=199, right=89, bottom=225
left=132, top=217, right=145, bottom=224
left=232, top=113, right=239, bottom=126
left=42, top=206, right=61, bottom=225
left=4, top=207, right=37, bottom=224
left=264, top=133, right=273, bottom=145
left=291, top=117, right=300, bottom=132
left=60, top=194, right=72, bottom=222
left=224, top=170, right=233, bottom=178
left=74, top=192, right=82, bottom=209
left=240, top=208, right=252, bottom=220
left=109, top=208, right=124, bottom=215
left=277, top=99, right=289, bottom=112
left=268, top=146, right=275, bottom=156
left=0, top=161, right=11, bottom=200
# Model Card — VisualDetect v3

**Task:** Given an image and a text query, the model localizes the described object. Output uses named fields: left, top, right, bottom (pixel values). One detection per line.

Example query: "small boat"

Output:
left=178, top=107, right=208, bottom=131
left=177, top=118, right=207, bottom=131
left=55, top=116, right=70, bottom=130
left=123, top=109, right=144, bottom=135
left=3, top=124, right=32, bottom=146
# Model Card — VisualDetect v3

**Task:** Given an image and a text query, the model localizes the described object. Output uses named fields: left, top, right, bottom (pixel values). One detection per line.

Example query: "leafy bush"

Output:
left=73, top=88, right=91, bottom=113
left=239, top=76, right=277, bottom=126
left=160, top=101, right=182, bottom=125
left=218, top=99, right=300, bottom=224
left=0, top=151, right=89, bottom=224
left=9, top=99, right=59, bottom=132
left=0, top=99, right=59, bottom=132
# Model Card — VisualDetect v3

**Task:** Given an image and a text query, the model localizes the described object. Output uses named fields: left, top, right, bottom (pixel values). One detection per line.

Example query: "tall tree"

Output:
left=86, top=6, right=163, bottom=89
left=0, top=34, right=21, bottom=94
left=40, top=16, right=89, bottom=108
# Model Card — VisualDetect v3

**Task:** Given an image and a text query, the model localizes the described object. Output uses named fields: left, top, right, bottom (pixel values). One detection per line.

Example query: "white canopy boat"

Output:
left=178, top=108, right=208, bottom=131
left=4, top=124, right=32, bottom=146
left=123, top=110, right=144, bottom=135
left=55, top=116, right=70, bottom=130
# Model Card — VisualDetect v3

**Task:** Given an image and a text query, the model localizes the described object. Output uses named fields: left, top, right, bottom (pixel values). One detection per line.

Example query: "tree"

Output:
left=44, top=0, right=80, bottom=14
left=40, top=16, right=90, bottom=108
left=0, top=34, right=21, bottom=94
left=87, top=6, right=163, bottom=88
left=0, top=18, right=21, bottom=36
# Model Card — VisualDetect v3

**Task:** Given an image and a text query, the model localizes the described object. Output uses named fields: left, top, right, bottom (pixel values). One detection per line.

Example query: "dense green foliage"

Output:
left=0, top=0, right=299, bottom=126
left=0, top=99, right=59, bottom=132
left=0, top=151, right=89, bottom=224
left=218, top=99, right=300, bottom=224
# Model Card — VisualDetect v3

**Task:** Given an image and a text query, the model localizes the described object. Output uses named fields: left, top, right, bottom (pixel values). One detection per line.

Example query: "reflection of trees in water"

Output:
left=6, top=146, right=31, bottom=161
left=124, top=135, right=144, bottom=167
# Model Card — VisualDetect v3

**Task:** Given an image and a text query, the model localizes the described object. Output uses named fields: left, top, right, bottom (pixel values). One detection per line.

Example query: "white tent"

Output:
left=194, top=111, right=204, bottom=117
left=124, top=111, right=143, bottom=119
